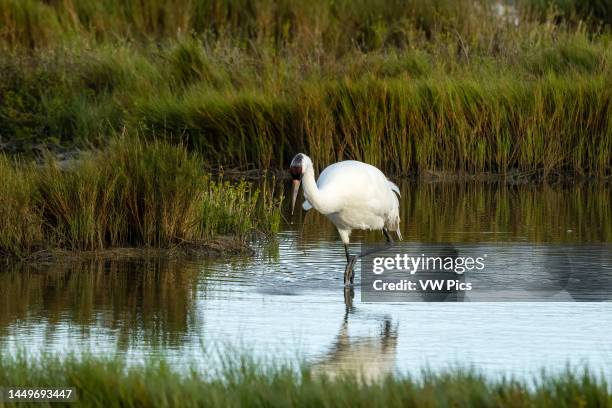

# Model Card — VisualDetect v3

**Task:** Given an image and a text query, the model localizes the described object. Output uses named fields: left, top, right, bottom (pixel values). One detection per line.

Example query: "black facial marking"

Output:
left=289, top=166, right=302, bottom=180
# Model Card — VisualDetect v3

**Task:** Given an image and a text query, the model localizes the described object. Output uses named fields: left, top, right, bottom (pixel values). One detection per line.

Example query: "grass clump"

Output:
left=0, top=353, right=610, bottom=407
left=0, top=157, right=42, bottom=257
left=37, top=138, right=208, bottom=249
left=0, top=137, right=282, bottom=258
left=200, top=177, right=281, bottom=239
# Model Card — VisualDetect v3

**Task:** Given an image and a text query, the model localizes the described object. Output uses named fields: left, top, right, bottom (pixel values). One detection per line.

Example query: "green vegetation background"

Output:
left=1, top=3, right=611, bottom=401
left=0, top=138, right=281, bottom=258
left=0, top=0, right=611, bottom=256
left=0, top=0, right=610, bottom=175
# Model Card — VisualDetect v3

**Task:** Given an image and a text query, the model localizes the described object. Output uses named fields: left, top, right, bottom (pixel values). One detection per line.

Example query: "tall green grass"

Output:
left=0, top=0, right=609, bottom=50
left=0, top=158, right=42, bottom=257
left=1, top=38, right=609, bottom=176
left=0, top=0, right=520, bottom=49
left=0, top=137, right=282, bottom=258
left=0, top=353, right=610, bottom=407
left=0, top=1, right=610, bottom=176
left=521, top=0, right=612, bottom=27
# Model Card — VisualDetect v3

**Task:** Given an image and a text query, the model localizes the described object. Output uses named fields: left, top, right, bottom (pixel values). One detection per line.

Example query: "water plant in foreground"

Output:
left=0, top=137, right=282, bottom=259
left=0, top=353, right=609, bottom=407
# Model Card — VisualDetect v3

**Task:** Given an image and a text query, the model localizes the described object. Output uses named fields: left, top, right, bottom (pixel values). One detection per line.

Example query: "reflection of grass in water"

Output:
left=0, top=258, right=201, bottom=349
left=0, top=352, right=609, bottom=407
left=0, top=137, right=283, bottom=258
left=298, top=182, right=612, bottom=243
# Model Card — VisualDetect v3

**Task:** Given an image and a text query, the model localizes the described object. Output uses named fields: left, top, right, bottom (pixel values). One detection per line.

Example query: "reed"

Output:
left=0, top=157, right=42, bottom=257
left=0, top=0, right=608, bottom=50
left=0, top=0, right=512, bottom=49
left=0, top=1, right=610, bottom=176
left=521, top=0, right=611, bottom=26
left=0, top=137, right=283, bottom=258
left=0, top=353, right=609, bottom=407
left=135, top=71, right=611, bottom=176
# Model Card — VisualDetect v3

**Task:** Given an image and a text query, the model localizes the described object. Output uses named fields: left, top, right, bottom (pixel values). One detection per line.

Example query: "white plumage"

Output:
left=302, top=160, right=402, bottom=241
left=289, top=153, right=402, bottom=285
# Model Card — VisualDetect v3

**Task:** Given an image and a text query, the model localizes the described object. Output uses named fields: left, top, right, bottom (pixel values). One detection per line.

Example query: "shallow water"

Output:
left=1, top=182, right=611, bottom=379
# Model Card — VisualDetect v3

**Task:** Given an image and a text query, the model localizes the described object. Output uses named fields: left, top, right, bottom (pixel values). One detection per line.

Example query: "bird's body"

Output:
left=289, top=154, right=402, bottom=285
left=302, top=160, right=402, bottom=244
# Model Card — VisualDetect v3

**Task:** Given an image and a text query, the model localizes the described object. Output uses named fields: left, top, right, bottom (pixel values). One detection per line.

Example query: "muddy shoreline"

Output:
left=1, top=237, right=254, bottom=266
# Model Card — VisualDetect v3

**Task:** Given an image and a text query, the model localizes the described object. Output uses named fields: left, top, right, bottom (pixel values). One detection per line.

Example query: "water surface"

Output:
left=1, top=182, right=611, bottom=379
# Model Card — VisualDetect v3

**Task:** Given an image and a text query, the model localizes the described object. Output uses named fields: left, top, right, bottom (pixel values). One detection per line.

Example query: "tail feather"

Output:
left=387, top=208, right=402, bottom=241
left=388, top=180, right=400, bottom=197
left=386, top=181, right=402, bottom=241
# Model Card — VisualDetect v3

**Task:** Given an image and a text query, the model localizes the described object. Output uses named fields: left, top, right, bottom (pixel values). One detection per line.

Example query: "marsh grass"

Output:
left=0, top=353, right=610, bottom=407
left=0, top=0, right=510, bottom=49
left=0, top=1, right=610, bottom=176
left=0, top=137, right=282, bottom=258
left=2, top=41, right=609, bottom=176
left=521, top=0, right=612, bottom=26
left=0, top=157, right=42, bottom=257
left=200, top=176, right=281, bottom=238
left=0, top=0, right=609, bottom=50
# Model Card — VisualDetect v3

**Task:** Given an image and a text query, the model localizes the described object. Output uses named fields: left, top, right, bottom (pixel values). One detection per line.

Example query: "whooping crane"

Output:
left=289, top=153, right=402, bottom=285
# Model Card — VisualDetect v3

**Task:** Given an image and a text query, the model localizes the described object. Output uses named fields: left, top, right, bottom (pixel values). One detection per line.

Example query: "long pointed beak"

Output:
left=291, top=179, right=301, bottom=215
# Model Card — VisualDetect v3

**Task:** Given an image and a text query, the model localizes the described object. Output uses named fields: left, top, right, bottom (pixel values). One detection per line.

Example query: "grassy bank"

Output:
left=0, top=354, right=609, bottom=407
left=0, top=1, right=610, bottom=176
left=0, top=137, right=282, bottom=259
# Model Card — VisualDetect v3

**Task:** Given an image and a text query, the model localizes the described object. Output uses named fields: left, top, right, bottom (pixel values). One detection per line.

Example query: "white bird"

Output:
left=289, top=153, right=402, bottom=285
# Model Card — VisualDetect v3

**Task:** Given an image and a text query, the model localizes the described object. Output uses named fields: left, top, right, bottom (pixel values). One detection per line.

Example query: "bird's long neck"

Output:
left=302, top=167, right=335, bottom=214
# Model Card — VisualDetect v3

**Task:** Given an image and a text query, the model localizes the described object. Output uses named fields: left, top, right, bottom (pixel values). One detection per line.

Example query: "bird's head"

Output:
left=289, top=153, right=312, bottom=215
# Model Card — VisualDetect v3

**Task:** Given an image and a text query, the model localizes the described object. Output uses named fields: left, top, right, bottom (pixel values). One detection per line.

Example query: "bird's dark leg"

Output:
left=343, top=229, right=396, bottom=286
left=383, top=227, right=395, bottom=245
left=343, top=244, right=349, bottom=285
left=347, top=256, right=357, bottom=285
left=343, top=285, right=354, bottom=309
left=343, top=243, right=359, bottom=286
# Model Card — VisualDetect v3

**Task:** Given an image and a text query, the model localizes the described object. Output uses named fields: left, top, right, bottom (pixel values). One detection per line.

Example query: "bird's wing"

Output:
left=302, top=200, right=312, bottom=211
